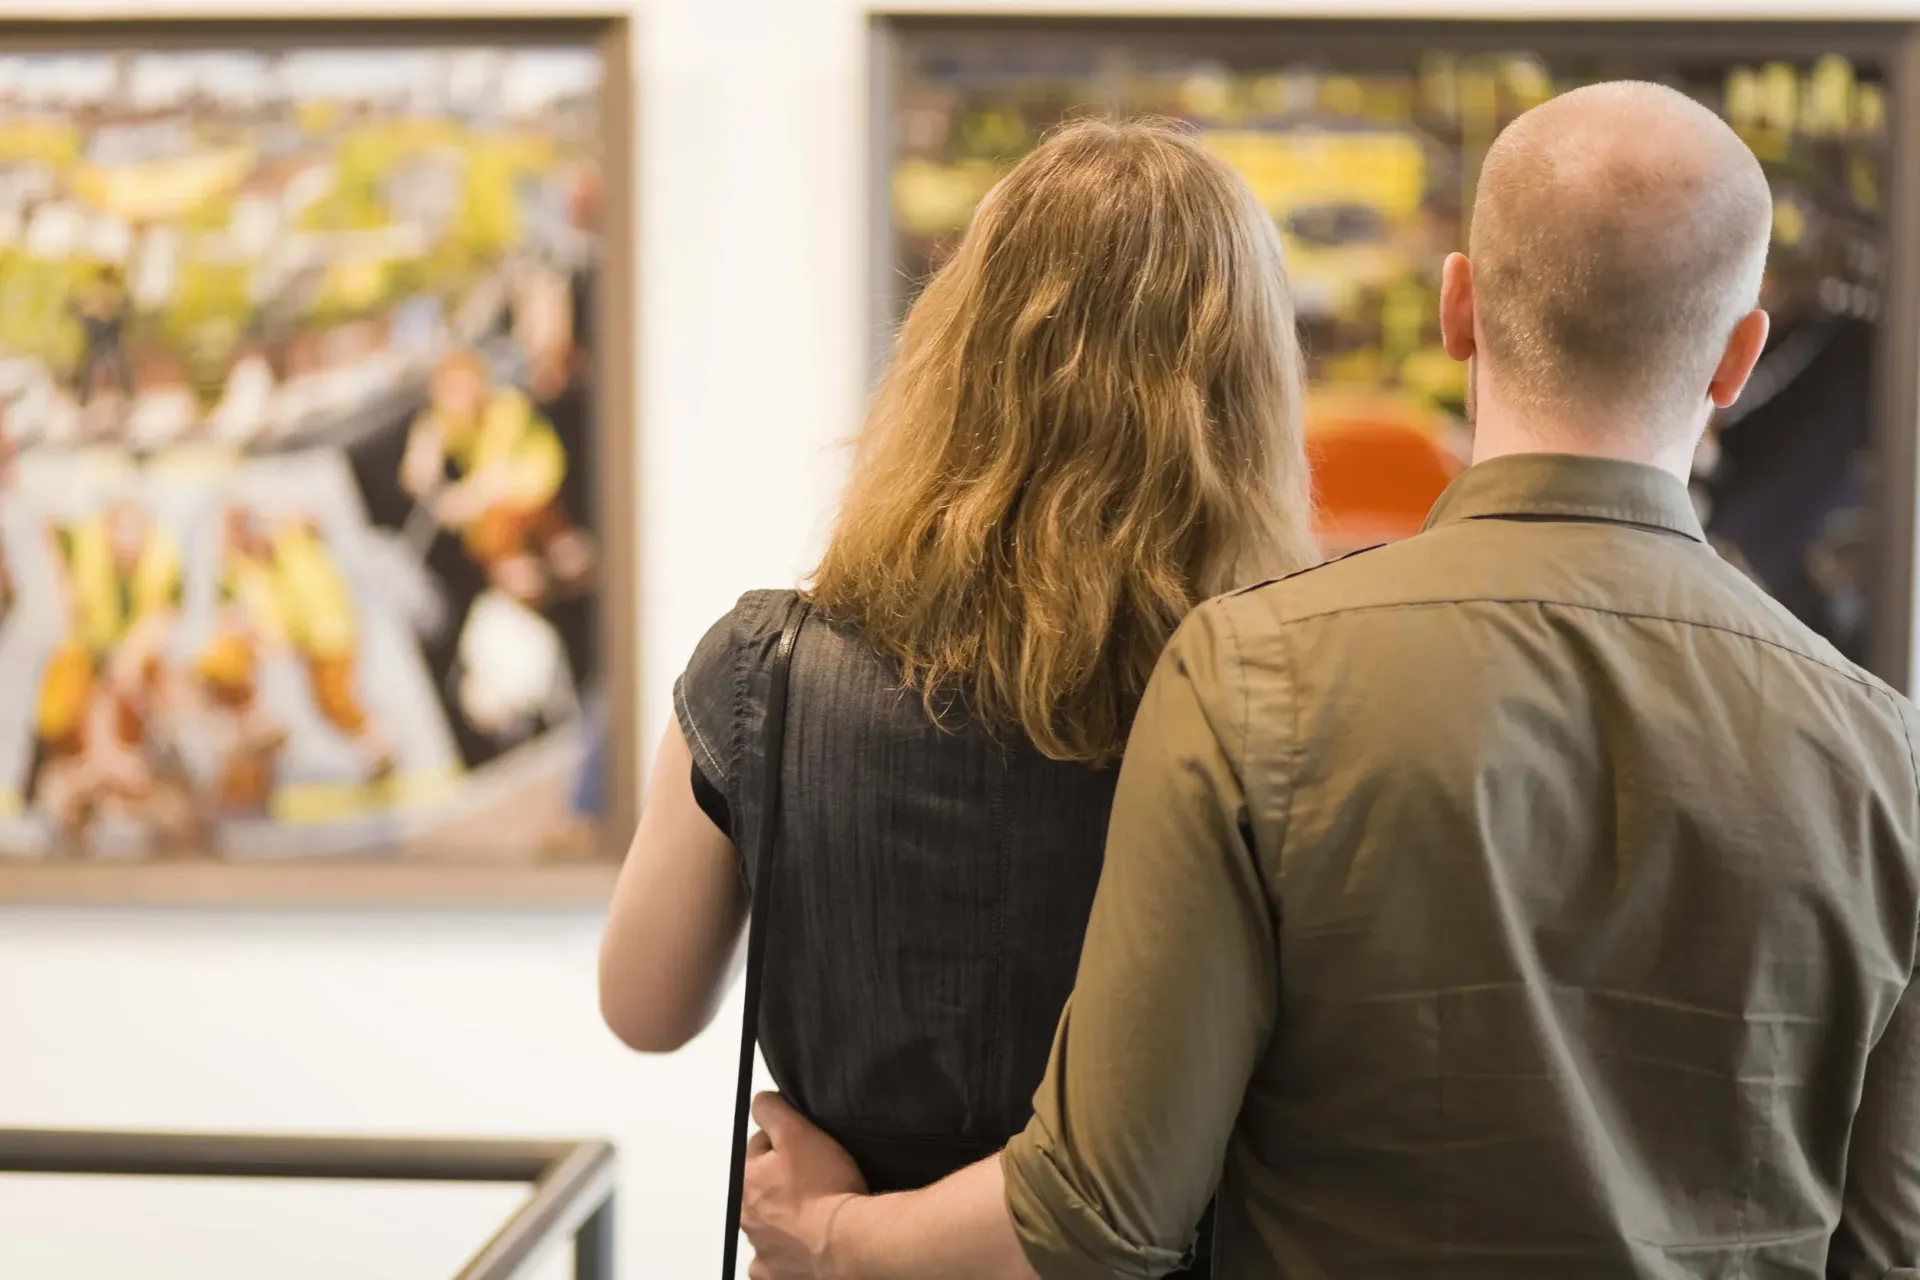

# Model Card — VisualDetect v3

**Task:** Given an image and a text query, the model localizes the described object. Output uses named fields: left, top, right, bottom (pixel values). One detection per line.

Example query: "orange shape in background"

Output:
left=1306, top=394, right=1464, bottom=555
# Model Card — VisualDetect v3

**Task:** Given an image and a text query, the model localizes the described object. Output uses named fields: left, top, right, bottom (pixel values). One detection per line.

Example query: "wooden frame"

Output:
left=871, top=11, right=1920, bottom=690
left=0, top=14, right=636, bottom=904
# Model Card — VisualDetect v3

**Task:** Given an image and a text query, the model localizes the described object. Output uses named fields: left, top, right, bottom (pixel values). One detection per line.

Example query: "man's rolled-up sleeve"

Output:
left=1831, top=961, right=1920, bottom=1278
left=1002, top=602, right=1281, bottom=1279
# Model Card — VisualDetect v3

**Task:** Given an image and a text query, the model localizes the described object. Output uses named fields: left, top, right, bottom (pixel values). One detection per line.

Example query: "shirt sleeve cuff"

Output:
left=1001, top=1133, right=1190, bottom=1280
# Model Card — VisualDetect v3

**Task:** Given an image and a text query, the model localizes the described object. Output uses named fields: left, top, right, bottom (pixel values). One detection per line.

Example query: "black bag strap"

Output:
left=721, top=594, right=810, bottom=1277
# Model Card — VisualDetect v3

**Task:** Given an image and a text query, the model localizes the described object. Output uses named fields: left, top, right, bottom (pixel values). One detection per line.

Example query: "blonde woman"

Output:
left=600, top=120, right=1314, bottom=1257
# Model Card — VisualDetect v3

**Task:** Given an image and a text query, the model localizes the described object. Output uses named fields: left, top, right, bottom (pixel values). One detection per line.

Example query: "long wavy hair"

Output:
left=810, top=118, right=1315, bottom=764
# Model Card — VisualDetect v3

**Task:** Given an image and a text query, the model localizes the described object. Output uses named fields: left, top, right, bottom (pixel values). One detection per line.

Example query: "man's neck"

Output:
left=1470, top=414, right=1699, bottom=485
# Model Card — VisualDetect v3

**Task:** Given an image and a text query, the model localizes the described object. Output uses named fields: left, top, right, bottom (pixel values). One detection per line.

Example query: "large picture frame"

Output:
left=0, top=15, right=637, bottom=904
left=870, top=13, right=1920, bottom=692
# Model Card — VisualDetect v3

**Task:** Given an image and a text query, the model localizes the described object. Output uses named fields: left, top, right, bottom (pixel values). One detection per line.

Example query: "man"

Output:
left=740, top=82, right=1920, bottom=1279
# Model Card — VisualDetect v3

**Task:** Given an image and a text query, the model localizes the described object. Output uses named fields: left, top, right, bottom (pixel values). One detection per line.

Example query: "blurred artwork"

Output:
left=0, top=42, right=614, bottom=872
left=883, top=30, right=1889, bottom=664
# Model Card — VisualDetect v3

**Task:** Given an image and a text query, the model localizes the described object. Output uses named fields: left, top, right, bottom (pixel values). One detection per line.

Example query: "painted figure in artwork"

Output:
left=400, top=348, right=595, bottom=605
left=70, top=265, right=133, bottom=405
left=195, top=508, right=290, bottom=815
left=33, top=502, right=205, bottom=856
left=197, top=506, right=395, bottom=806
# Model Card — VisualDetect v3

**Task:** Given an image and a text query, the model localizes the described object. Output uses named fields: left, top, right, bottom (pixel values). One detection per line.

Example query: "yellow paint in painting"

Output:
left=386, top=116, right=464, bottom=153
left=892, top=157, right=1000, bottom=238
left=323, top=257, right=393, bottom=312
left=271, top=767, right=461, bottom=825
left=1852, top=155, right=1881, bottom=212
left=1858, top=84, right=1887, bottom=137
left=1502, top=58, right=1554, bottom=112
left=1735, top=124, right=1790, bottom=164
left=143, top=443, right=244, bottom=480
left=1772, top=196, right=1809, bottom=250
left=454, top=140, right=524, bottom=259
left=1203, top=129, right=1425, bottom=220
left=1725, top=67, right=1761, bottom=133
left=1760, top=62, right=1799, bottom=135
left=1318, top=77, right=1366, bottom=118
left=296, top=99, right=342, bottom=136
left=1805, top=55, right=1856, bottom=138
left=1399, top=347, right=1468, bottom=407
left=73, top=147, right=254, bottom=222
left=1318, top=349, right=1386, bottom=388
left=0, top=118, right=80, bottom=168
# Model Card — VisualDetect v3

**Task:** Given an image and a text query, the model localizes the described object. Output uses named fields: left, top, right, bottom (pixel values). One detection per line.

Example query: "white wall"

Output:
left=2, top=1, right=1919, bottom=1277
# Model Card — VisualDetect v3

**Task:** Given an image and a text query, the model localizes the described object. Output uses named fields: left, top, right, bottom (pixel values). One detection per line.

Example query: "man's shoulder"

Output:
left=1210, top=524, right=1914, bottom=715
left=1216, top=533, right=1450, bottom=625
left=1697, top=553, right=1912, bottom=708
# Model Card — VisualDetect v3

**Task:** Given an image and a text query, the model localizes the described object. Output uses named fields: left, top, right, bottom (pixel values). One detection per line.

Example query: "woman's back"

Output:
left=678, top=589, right=1115, bottom=1191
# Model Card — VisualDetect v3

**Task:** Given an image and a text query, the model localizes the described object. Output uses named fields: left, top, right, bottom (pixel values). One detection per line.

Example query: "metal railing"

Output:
left=0, top=1128, right=615, bottom=1280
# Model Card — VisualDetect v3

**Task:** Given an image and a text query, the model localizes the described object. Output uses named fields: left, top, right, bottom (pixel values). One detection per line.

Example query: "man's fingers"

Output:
left=751, top=1090, right=801, bottom=1143
left=746, top=1127, right=773, bottom=1158
left=747, top=1260, right=770, bottom=1280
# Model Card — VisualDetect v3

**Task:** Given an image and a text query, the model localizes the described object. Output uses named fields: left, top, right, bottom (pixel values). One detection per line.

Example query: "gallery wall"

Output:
left=1, top=0, right=1918, bottom=1277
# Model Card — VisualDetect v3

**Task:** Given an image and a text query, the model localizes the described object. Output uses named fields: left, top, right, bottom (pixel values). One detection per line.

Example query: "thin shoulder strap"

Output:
left=721, top=594, right=809, bottom=1277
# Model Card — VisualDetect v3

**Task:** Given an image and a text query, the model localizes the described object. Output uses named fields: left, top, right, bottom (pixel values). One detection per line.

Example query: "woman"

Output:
left=599, top=118, right=1314, bottom=1269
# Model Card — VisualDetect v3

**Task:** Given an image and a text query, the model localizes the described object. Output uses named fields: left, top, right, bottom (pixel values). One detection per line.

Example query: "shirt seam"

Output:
left=1221, top=600, right=1291, bottom=893
left=1455, top=510, right=1704, bottom=542
left=673, top=678, right=725, bottom=784
left=1216, top=602, right=1249, bottom=766
left=1440, top=504, right=1702, bottom=540
left=1268, top=596, right=1879, bottom=692
left=1875, top=684, right=1920, bottom=980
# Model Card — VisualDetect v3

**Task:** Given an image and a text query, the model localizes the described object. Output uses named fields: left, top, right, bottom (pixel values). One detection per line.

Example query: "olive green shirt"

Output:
left=1003, top=453, right=1920, bottom=1279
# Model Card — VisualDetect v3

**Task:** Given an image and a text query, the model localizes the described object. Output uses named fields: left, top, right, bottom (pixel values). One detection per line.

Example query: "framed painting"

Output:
left=870, top=15, right=1920, bottom=688
left=0, top=17, right=636, bottom=903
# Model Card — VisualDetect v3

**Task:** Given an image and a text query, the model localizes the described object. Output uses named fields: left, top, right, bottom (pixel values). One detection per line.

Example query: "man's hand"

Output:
left=741, top=1092, right=866, bottom=1280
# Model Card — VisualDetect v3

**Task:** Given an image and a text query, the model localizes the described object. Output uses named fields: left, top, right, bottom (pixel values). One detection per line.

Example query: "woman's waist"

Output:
left=808, top=1118, right=1010, bottom=1195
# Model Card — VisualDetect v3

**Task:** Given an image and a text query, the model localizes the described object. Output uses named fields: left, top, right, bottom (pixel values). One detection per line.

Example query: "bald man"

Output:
left=739, top=84, right=1920, bottom=1280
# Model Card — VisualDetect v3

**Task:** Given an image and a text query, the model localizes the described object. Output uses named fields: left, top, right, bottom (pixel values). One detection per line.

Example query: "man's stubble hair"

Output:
left=1468, top=81, right=1774, bottom=445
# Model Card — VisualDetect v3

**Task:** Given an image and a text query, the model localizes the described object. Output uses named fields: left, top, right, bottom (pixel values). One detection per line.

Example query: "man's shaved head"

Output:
left=1468, top=80, right=1772, bottom=440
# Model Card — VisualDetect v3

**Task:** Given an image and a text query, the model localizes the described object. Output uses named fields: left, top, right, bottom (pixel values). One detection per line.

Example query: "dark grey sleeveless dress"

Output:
left=676, top=588, right=1116, bottom=1187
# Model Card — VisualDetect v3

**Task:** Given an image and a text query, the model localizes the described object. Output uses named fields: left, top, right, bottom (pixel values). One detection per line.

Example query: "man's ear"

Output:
left=1440, top=253, right=1476, bottom=362
left=1708, top=308, right=1771, bottom=409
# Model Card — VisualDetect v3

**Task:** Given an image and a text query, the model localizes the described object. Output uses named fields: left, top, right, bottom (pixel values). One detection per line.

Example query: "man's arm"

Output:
left=1829, top=961, right=1920, bottom=1276
left=828, top=1159, right=1031, bottom=1280
left=743, top=1095, right=1033, bottom=1280
left=1000, top=602, right=1277, bottom=1277
left=741, top=605, right=1278, bottom=1279
left=1829, top=702, right=1920, bottom=1280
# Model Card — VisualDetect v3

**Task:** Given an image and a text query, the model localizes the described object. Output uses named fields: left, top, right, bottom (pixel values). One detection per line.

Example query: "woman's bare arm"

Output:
left=598, top=721, right=748, bottom=1052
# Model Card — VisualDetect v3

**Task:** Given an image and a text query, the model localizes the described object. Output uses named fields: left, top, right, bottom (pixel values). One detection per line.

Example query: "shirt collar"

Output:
left=1422, top=452, right=1706, bottom=543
